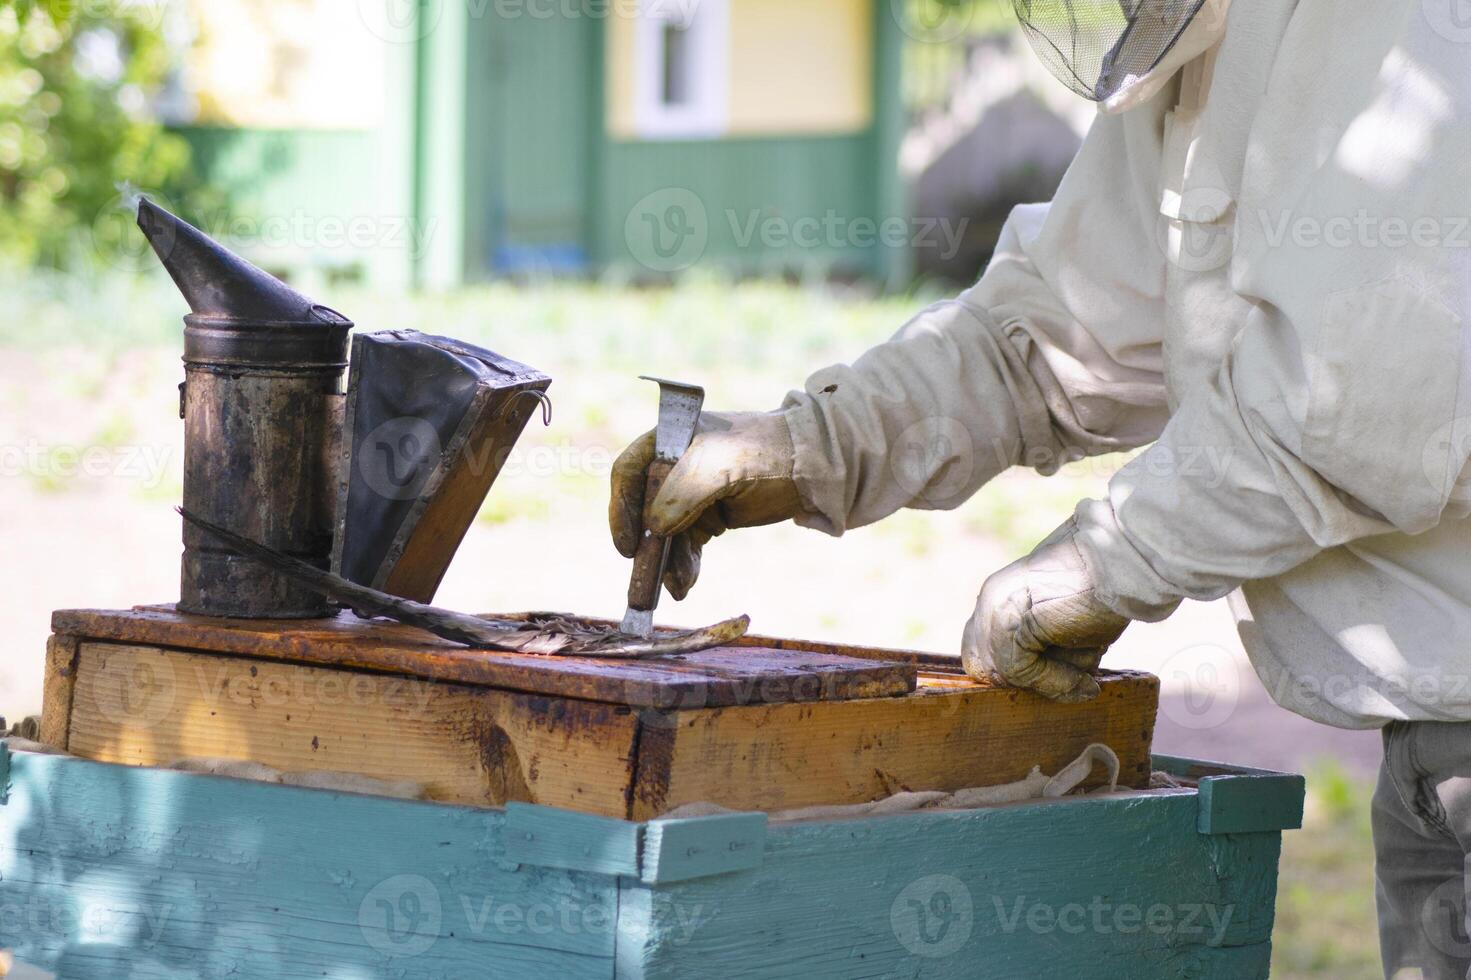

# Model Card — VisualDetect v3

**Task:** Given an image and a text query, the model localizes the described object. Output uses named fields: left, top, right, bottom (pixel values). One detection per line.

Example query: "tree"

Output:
left=0, top=0, right=198, bottom=268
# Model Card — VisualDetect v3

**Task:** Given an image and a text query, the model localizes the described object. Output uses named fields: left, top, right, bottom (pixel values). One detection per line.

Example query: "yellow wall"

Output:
left=606, top=0, right=873, bottom=139
left=727, top=0, right=872, bottom=135
left=606, top=9, right=637, bottom=137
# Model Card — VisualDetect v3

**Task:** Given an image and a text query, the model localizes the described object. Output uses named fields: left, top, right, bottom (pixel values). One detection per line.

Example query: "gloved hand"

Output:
left=610, top=411, right=803, bottom=599
left=962, top=517, right=1130, bottom=703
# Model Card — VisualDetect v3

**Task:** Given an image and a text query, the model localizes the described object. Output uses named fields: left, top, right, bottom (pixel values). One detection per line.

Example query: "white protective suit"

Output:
left=781, top=0, right=1471, bottom=729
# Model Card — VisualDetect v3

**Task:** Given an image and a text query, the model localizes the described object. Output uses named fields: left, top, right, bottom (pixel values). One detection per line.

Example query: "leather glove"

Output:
left=962, top=517, right=1130, bottom=703
left=610, top=411, right=804, bottom=599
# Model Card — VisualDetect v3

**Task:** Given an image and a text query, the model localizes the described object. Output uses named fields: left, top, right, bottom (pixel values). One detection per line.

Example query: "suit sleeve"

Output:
left=782, top=101, right=1174, bottom=535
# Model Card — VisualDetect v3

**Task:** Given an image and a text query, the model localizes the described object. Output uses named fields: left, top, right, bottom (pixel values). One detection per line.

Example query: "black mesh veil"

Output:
left=1014, top=0, right=1210, bottom=102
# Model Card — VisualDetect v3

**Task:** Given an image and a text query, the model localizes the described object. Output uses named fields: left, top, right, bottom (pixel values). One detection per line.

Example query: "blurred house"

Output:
left=169, top=0, right=909, bottom=289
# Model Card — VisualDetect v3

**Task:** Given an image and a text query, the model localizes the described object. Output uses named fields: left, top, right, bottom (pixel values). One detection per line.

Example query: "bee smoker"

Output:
left=137, top=198, right=351, bottom=618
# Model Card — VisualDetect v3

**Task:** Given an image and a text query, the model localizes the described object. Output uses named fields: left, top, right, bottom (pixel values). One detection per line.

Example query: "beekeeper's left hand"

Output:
left=962, top=516, right=1131, bottom=703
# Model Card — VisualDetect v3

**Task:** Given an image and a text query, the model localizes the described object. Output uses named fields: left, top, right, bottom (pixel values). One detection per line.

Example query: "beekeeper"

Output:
left=610, top=1, right=1471, bottom=974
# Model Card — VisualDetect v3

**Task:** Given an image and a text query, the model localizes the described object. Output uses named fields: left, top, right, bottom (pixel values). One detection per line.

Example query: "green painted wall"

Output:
left=171, top=124, right=416, bottom=290
left=463, top=8, right=599, bottom=276
left=174, top=126, right=376, bottom=216
left=595, top=134, right=884, bottom=278
left=173, top=5, right=909, bottom=289
left=461, top=13, right=907, bottom=283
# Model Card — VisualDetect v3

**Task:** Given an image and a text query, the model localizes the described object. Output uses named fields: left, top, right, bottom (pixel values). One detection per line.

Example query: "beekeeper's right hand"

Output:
left=610, top=411, right=803, bottom=599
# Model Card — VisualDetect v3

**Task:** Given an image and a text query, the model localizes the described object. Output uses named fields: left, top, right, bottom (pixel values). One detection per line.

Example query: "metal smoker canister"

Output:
left=139, top=198, right=351, bottom=618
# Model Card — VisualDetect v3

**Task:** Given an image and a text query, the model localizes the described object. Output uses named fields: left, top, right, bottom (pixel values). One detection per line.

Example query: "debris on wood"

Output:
left=179, top=507, right=749, bottom=658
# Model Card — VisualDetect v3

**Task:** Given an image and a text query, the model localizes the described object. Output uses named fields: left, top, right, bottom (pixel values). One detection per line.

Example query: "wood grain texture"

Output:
left=629, top=671, right=1159, bottom=820
left=65, top=642, right=640, bottom=815
left=51, top=607, right=915, bottom=708
left=640, top=812, right=767, bottom=884
left=620, top=791, right=1281, bottom=979
left=1152, top=754, right=1308, bottom=834
left=504, top=803, right=643, bottom=877
left=53, top=635, right=1155, bottom=820
left=0, top=749, right=617, bottom=978
left=731, top=629, right=966, bottom=671
left=1196, top=773, right=1307, bottom=836
left=38, top=635, right=80, bottom=752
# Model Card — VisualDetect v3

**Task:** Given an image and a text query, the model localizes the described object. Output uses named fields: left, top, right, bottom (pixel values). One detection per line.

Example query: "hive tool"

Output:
left=621, top=376, right=705, bottom=637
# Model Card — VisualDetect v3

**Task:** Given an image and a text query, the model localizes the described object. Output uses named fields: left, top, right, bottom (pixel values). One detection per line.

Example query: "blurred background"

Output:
left=0, top=0, right=1380, bottom=973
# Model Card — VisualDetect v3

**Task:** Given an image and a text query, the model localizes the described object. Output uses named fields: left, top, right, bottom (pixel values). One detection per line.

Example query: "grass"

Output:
left=1272, top=764, right=1381, bottom=979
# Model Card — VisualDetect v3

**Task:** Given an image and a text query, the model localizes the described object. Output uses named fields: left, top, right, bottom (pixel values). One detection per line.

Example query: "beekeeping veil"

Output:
left=1014, top=0, right=1231, bottom=112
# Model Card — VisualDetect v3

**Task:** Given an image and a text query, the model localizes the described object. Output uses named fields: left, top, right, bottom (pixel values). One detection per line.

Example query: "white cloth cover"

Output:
left=167, top=757, right=426, bottom=800
left=781, top=0, right=1471, bottom=728
left=658, top=743, right=1121, bottom=822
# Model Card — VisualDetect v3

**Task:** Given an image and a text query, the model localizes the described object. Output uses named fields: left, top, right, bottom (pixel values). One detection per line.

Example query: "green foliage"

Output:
left=0, top=0, right=198, bottom=268
left=0, top=0, right=73, bottom=24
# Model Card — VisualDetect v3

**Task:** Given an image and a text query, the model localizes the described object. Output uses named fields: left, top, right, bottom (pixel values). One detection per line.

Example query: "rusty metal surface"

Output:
left=50, top=607, right=919, bottom=708
left=179, top=350, right=347, bottom=617
left=139, top=198, right=350, bottom=619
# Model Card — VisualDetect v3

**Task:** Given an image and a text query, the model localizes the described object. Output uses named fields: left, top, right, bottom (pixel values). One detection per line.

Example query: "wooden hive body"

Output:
left=0, top=745, right=1303, bottom=977
left=45, top=607, right=1160, bottom=819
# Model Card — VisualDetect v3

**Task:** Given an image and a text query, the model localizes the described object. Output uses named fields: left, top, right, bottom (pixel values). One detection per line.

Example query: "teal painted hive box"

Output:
left=0, top=744, right=1302, bottom=979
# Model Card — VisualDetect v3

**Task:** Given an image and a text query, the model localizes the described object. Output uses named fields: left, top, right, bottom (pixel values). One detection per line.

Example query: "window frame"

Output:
left=632, top=0, right=730, bottom=139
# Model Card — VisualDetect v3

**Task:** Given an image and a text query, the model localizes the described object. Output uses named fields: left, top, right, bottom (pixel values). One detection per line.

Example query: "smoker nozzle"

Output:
left=136, top=197, right=347, bottom=326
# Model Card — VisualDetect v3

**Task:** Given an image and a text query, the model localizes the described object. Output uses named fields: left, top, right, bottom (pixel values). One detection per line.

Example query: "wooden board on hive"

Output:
left=44, top=607, right=1160, bottom=819
left=50, top=606, right=916, bottom=707
left=627, top=671, right=1159, bottom=819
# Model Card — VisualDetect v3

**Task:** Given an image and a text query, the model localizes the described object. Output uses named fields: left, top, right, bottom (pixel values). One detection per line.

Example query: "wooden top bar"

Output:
left=51, top=606, right=918, bottom=708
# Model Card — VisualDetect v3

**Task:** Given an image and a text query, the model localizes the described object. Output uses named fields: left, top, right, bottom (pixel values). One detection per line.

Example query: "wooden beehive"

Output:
left=0, top=744, right=1303, bottom=977
left=43, top=607, right=1160, bottom=819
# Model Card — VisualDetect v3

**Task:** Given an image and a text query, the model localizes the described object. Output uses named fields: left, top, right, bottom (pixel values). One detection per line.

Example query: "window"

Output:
left=634, top=0, right=728, bottom=138
left=661, top=21, right=691, bottom=106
